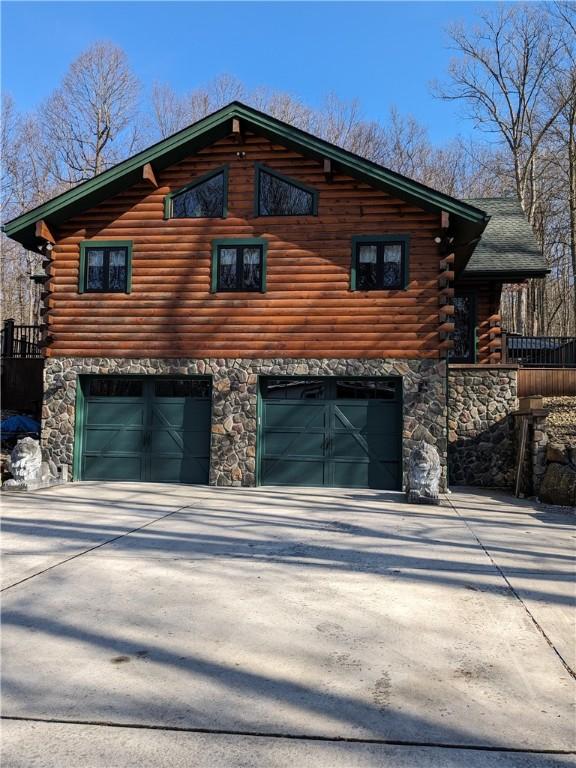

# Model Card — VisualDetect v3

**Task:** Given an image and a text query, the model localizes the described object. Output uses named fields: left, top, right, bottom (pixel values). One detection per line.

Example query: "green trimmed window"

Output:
left=211, top=239, right=267, bottom=293
left=256, top=164, right=317, bottom=216
left=164, top=167, right=227, bottom=219
left=351, top=236, right=409, bottom=291
left=79, top=241, right=132, bottom=293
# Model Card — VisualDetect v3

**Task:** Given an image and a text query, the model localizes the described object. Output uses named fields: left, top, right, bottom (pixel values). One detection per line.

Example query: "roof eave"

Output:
left=3, top=101, right=489, bottom=248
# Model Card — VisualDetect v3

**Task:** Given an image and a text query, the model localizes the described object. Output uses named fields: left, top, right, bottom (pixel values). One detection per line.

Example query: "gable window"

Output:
left=256, top=164, right=317, bottom=216
left=79, top=241, right=132, bottom=293
left=211, top=239, right=267, bottom=293
left=164, top=167, right=227, bottom=219
left=351, top=236, right=409, bottom=291
left=449, top=292, right=477, bottom=363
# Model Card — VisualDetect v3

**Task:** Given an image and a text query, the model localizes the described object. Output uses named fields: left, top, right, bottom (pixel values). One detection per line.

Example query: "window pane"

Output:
left=263, top=379, right=326, bottom=400
left=285, top=380, right=326, bottom=400
left=259, top=170, right=314, bottom=216
left=218, top=248, right=237, bottom=290
left=172, top=172, right=224, bottom=218
left=154, top=379, right=211, bottom=398
left=336, top=379, right=398, bottom=399
left=451, top=295, right=474, bottom=361
left=108, top=249, right=127, bottom=291
left=88, top=379, right=143, bottom=397
left=242, top=247, right=261, bottom=290
left=357, top=245, right=378, bottom=290
left=382, top=244, right=402, bottom=288
left=86, top=250, right=105, bottom=290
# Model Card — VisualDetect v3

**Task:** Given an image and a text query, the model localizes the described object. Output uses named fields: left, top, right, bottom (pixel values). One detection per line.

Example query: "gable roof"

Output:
left=3, top=101, right=488, bottom=258
left=462, top=197, right=548, bottom=280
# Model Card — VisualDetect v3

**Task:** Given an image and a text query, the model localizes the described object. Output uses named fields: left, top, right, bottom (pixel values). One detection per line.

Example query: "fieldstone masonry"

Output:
left=448, top=366, right=518, bottom=487
left=42, top=357, right=448, bottom=490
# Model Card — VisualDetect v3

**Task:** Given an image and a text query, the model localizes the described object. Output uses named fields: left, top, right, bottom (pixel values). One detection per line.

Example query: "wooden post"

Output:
left=501, top=331, right=507, bottom=363
left=2, top=318, right=15, bottom=357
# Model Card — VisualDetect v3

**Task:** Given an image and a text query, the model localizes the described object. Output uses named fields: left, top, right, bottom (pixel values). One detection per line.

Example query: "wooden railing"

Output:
left=502, top=334, right=576, bottom=368
left=1, top=319, right=43, bottom=358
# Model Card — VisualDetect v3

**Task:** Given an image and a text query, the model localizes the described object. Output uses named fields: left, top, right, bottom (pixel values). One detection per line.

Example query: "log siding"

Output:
left=47, top=132, right=449, bottom=359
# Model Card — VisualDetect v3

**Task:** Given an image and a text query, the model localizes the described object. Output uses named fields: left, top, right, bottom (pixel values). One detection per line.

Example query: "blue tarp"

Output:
left=0, top=415, right=40, bottom=438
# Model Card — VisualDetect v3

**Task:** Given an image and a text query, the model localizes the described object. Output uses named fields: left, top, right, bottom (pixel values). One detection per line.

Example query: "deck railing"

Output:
left=503, top=334, right=576, bottom=368
left=1, top=320, right=43, bottom=358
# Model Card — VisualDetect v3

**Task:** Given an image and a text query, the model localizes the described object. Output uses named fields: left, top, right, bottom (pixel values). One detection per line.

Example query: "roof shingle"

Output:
left=463, top=197, right=547, bottom=277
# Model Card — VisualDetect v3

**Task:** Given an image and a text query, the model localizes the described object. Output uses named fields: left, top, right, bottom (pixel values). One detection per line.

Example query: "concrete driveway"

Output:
left=1, top=483, right=574, bottom=767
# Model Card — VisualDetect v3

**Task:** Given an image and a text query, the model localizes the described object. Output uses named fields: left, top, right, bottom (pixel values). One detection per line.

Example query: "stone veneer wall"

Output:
left=42, top=357, right=447, bottom=489
left=448, top=366, right=518, bottom=487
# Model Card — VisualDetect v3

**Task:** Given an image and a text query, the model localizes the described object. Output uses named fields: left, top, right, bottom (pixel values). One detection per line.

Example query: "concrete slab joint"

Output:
left=42, top=357, right=448, bottom=489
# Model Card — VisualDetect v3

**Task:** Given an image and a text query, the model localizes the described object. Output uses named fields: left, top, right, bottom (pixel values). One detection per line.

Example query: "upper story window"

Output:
left=164, top=167, right=227, bottom=219
left=211, top=239, right=267, bottom=293
left=256, top=164, right=317, bottom=216
left=350, top=236, right=409, bottom=291
left=79, top=241, right=132, bottom=293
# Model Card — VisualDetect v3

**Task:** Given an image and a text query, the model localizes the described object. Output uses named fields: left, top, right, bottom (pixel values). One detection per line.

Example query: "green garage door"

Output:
left=78, top=377, right=211, bottom=483
left=260, top=378, right=402, bottom=490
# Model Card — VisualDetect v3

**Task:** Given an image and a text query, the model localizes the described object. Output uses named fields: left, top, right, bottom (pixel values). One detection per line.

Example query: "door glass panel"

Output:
left=218, top=248, right=237, bottom=289
left=336, top=379, right=398, bottom=399
left=86, top=250, right=105, bottom=290
left=263, top=379, right=327, bottom=399
left=154, top=379, right=211, bottom=398
left=357, top=245, right=378, bottom=290
left=451, top=295, right=474, bottom=362
left=382, top=244, right=402, bottom=288
left=88, top=379, right=143, bottom=397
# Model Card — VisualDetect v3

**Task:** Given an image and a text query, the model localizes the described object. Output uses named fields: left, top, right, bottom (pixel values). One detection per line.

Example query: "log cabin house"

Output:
left=3, top=102, right=547, bottom=490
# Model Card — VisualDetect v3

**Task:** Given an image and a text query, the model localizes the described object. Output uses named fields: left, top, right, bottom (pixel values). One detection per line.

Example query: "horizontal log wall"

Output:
left=47, top=132, right=444, bottom=358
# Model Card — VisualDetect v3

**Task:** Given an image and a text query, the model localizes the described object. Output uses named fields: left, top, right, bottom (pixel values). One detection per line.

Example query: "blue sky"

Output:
left=2, top=1, right=491, bottom=145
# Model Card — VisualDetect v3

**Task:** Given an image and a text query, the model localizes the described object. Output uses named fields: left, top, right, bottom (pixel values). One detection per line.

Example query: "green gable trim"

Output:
left=350, top=235, right=410, bottom=291
left=210, top=237, right=268, bottom=293
left=254, top=163, right=319, bottom=217
left=163, top=165, right=229, bottom=220
left=79, top=240, right=133, bottom=294
left=3, top=102, right=488, bottom=250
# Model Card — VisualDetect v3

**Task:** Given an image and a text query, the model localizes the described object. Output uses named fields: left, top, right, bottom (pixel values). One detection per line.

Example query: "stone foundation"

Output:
left=448, top=366, right=518, bottom=487
left=42, top=357, right=448, bottom=489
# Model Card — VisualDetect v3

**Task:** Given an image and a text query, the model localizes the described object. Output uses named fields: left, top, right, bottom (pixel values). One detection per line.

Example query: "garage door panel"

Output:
left=150, top=457, right=209, bottom=484
left=334, top=402, right=399, bottom=433
left=262, top=431, right=326, bottom=458
left=151, top=402, right=212, bottom=431
left=332, top=433, right=400, bottom=461
left=85, top=402, right=145, bottom=427
left=150, top=429, right=208, bottom=454
left=261, top=458, right=326, bottom=486
left=79, top=377, right=211, bottom=484
left=84, top=428, right=144, bottom=453
left=260, top=377, right=401, bottom=490
left=263, top=402, right=327, bottom=430
left=82, top=455, right=143, bottom=482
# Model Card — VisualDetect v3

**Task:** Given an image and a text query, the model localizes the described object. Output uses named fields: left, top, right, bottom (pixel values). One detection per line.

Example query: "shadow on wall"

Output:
left=448, top=416, right=516, bottom=488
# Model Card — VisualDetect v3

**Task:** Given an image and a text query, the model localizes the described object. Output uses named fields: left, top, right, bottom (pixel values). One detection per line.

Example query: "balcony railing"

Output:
left=503, top=334, right=576, bottom=368
left=1, top=320, right=43, bottom=358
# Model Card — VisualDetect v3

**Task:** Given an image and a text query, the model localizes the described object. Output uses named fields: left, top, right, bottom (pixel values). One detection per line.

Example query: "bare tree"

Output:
left=436, top=4, right=574, bottom=334
left=42, top=42, right=141, bottom=183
